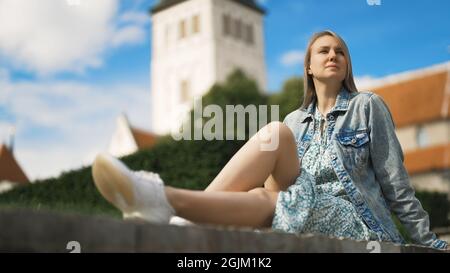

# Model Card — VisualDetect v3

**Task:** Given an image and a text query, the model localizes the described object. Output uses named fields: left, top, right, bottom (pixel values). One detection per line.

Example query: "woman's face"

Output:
left=307, top=35, right=348, bottom=83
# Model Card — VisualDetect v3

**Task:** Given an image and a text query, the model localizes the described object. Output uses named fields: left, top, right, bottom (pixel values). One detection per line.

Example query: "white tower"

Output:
left=150, top=0, right=266, bottom=135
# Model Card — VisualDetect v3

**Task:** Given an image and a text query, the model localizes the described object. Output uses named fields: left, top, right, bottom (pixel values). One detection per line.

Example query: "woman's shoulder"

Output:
left=351, top=90, right=375, bottom=101
left=283, top=109, right=303, bottom=125
left=350, top=91, right=394, bottom=123
left=350, top=91, right=387, bottom=108
left=282, top=108, right=313, bottom=135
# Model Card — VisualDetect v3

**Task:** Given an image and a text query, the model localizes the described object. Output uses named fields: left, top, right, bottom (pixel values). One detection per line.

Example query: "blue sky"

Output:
left=265, top=0, right=450, bottom=89
left=0, top=0, right=449, bottom=180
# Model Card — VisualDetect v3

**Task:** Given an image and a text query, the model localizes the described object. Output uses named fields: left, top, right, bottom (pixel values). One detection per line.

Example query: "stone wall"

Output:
left=0, top=209, right=447, bottom=253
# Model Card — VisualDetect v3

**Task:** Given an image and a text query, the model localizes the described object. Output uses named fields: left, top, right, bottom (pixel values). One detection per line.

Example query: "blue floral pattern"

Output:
left=272, top=105, right=378, bottom=241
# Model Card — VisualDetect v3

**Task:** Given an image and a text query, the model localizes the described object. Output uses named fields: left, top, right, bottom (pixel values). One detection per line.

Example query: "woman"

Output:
left=92, top=30, right=448, bottom=250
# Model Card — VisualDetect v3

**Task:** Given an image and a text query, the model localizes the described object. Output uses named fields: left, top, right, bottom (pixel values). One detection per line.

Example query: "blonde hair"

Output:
left=301, top=30, right=358, bottom=109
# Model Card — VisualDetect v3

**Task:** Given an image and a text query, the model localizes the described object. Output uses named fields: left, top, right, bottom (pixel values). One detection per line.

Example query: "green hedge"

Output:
left=0, top=137, right=246, bottom=218
left=415, top=191, right=449, bottom=228
left=394, top=191, right=449, bottom=243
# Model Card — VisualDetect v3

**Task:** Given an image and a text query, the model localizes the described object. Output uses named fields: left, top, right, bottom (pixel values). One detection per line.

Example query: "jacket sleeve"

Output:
left=366, top=94, right=448, bottom=250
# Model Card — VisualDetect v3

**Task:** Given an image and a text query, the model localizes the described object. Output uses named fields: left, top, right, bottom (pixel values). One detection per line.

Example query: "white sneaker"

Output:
left=169, top=216, right=196, bottom=226
left=92, top=153, right=175, bottom=224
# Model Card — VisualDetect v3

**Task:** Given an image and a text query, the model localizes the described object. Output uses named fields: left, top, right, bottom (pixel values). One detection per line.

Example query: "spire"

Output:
left=7, top=125, right=15, bottom=154
left=150, top=0, right=265, bottom=15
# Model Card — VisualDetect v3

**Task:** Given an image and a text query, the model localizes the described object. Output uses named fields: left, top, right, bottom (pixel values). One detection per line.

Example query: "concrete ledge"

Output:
left=0, top=209, right=447, bottom=253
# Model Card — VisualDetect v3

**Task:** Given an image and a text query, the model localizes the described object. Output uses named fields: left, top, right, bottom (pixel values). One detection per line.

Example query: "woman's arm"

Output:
left=366, top=94, right=448, bottom=250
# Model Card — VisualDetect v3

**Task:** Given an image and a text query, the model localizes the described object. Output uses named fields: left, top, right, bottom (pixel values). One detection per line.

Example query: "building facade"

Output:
left=150, top=0, right=267, bottom=135
left=364, top=62, right=450, bottom=195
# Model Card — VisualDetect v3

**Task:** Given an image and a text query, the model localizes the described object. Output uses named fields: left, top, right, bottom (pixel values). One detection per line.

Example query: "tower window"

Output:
left=416, top=125, right=428, bottom=148
left=165, top=25, right=170, bottom=46
left=245, top=24, right=254, bottom=45
left=223, top=14, right=231, bottom=36
left=192, top=15, right=200, bottom=34
left=180, top=80, right=190, bottom=103
left=179, top=20, right=186, bottom=39
left=234, top=19, right=242, bottom=40
left=223, top=14, right=254, bottom=46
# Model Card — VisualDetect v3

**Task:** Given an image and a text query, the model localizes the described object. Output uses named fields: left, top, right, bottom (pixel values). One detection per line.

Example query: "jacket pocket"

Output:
left=336, top=129, right=370, bottom=171
left=336, top=129, right=370, bottom=147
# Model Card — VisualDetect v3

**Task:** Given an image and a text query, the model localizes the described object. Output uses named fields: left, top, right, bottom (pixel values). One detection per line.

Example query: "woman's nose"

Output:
left=328, top=50, right=336, bottom=61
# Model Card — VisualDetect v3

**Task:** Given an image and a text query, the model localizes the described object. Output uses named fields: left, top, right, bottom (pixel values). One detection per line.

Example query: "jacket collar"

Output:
left=300, top=87, right=351, bottom=123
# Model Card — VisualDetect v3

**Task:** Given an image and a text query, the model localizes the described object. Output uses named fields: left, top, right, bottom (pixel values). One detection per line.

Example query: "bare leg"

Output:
left=93, top=122, right=299, bottom=227
left=165, top=122, right=300, bottom=227
left=166, top=187, right=278, bottom=228
left=206, top=121, right=300, bottom=193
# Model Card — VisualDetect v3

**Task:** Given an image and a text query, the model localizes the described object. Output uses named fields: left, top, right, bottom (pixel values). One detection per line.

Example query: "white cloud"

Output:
left=0, top=0, right=148, bottom=76
left=119, top=11, right=150, bottom=26
left=0, top=67, right=12, bottom=108
left=0, top=67, right=9, bottom=82
left=354, top=75, right=380, bottom=90
left=112, top=25, right=146, bottom=47
left=112, top=11, right=149, bottom=47
left=0, top=76, right=151, bottom=181
left=280, top=50, right=305, bottom=67
left=0, top=122, right=14, bottom=146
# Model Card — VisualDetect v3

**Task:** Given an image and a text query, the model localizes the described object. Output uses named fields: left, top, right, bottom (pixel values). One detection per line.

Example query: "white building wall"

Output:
left=396, top=120, right=450, bottom=152
left=395, top=119, right=450, bottom=194
left=424, top=120, right=450, bottom=147
left=410, top=172, right=450, bottom=193
left=0, top=180, right=17, bottom=194
left=213, top=0, right=267, bottom=90
left=396, top=126, right=418, bottom=152
left=108, top=115, right=138, bottom=157
left=151, top=0, right=216, bottom=135
left=150, top=0, right=266, bottom=135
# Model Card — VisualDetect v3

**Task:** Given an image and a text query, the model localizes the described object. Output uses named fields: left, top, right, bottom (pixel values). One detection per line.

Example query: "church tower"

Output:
left=150, top=0, right=266, bottom=135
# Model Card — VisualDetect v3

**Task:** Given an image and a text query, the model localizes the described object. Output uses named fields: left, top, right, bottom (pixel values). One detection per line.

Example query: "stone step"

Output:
left=0, top=209, right=446, bottom=253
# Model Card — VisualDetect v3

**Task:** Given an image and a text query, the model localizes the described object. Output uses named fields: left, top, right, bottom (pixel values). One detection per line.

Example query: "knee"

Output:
left=258, top=121, right=294, bottom=143
left=248, top=187, right=272, bottom=200
left=248, top=187, right=278, bottom=210
left=270, top=121, right=294, bottom=140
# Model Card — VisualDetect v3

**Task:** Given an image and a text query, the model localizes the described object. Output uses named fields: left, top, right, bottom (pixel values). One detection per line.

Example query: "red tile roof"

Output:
left=404, top=143, right=450, bottom=175
left=130, top=127, right=158, bottom=150
left=372, top=70, right=449, bottom=128
left=0, top=144, right=29, bottom=184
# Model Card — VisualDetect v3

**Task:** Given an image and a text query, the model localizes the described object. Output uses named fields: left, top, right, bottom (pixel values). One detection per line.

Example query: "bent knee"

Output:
left=248, top=187, right=267, bottom=196
left=248, top=188, right=278, bottom=203
left=258, top=121, right=295, bottom=143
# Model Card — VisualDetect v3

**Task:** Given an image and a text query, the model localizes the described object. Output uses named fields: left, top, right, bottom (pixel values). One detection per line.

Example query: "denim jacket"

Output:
left=283, top=88, right=448, bottom=250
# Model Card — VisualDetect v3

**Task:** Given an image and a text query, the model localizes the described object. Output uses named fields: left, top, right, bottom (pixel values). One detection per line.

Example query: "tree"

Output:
left=181, top=69, right=270, bottom=141
left=268, top=76, right=304, bottom=121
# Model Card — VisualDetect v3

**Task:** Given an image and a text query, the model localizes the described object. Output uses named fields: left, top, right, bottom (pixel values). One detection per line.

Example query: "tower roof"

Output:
left=150, top=0, right=265, bottom=15
left=0, top=144, right=29, bottom=184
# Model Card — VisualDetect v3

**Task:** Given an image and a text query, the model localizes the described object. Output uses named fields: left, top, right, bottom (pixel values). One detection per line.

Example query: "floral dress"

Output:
left=272, top=106, right=378, bottom=241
